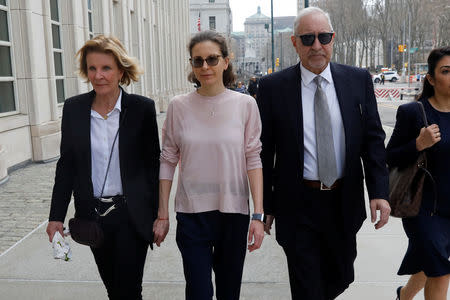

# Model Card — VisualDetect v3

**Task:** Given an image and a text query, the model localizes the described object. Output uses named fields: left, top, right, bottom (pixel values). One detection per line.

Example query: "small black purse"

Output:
left=69, top=110, right=126, bottom=248
left=68, top=217, right=104, bottom=248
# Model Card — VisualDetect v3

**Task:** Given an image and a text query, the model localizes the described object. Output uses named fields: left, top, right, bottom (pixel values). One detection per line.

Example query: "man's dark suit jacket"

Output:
left=257, top=62, right=389, bottom=293
left=257, top=62, right=389, bottom=238
left=49, top=89, right=160, bottom=244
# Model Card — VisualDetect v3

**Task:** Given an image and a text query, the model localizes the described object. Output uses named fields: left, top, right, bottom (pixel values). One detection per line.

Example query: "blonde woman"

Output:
left=46, top=35, right=160, bottom=299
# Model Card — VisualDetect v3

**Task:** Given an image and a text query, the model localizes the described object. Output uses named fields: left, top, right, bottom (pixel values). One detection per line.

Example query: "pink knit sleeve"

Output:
left=244, top=97, right=263, bottom=170
left=159, top=101, right=179, bottom=180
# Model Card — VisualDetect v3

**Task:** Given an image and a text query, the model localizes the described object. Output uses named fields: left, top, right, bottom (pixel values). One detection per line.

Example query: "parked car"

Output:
left=373, top=71, right=400, bottom=83
left=253, top=70, right=263, bottom=77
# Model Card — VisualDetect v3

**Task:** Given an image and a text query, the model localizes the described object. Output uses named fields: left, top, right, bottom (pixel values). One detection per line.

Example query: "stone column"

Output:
left=22, top=0, right=59, bottom=162
left=0, top=145, right=8, bottom=184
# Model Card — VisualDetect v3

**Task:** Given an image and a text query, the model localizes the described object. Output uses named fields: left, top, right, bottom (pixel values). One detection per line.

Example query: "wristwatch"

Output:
left=251, top=213, right=266, bottom=224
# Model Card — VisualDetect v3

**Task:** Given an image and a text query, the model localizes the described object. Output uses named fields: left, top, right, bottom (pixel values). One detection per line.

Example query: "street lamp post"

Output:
left=407, top=9, right=411, bottom=87
left=402, top=18, right=405, bottom=80
left=279, top=32, right=283, bottom=70
left=271, top=0, right=274, bottom=71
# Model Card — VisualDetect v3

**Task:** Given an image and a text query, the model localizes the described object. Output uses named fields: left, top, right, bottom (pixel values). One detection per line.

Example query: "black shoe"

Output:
left=396, top=286, right=403, bottom=300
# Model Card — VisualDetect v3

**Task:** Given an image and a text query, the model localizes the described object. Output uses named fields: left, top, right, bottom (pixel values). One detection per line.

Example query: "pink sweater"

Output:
left=159, top=89, right=262, bottom=214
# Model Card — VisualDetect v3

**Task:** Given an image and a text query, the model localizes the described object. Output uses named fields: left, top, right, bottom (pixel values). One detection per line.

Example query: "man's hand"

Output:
left=46, top=221, right=64, bottom=242
left=248, top=220, right=264, bottom=252
left=370, top=199, right=391, bottom=230
left=153, top=219, right=169, bottom=247
left=264, top=215, right=274, bottom=235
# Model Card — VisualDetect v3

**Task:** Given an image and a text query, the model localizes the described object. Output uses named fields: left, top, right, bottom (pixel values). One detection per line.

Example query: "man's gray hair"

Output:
left=293, top=7, right=334, bottom=35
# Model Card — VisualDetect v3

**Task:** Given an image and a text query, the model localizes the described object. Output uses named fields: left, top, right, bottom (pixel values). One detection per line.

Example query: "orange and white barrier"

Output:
left=375, top=88, right=400, bottom=100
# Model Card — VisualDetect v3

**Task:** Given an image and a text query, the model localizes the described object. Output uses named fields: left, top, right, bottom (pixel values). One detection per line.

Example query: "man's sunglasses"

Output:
left=295, top=32, right=334, bottom=46
left=190, top=55, right=223, bottom=68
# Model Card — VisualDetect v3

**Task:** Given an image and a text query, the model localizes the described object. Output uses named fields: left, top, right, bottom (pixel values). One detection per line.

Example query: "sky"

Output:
left=229, top=0, right=298, bottom=32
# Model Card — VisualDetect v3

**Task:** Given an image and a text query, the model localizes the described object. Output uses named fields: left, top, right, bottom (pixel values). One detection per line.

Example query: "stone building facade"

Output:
left=243, top=6, right=270, bottom=73
left=0, top=0, right=192, bottom=182
left=298, top=0, right=305, bottom=14
left=189, top=0, right=232, bottom=35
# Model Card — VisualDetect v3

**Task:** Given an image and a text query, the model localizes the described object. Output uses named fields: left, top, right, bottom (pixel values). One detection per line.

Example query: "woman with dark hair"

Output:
left=153, top=30, right=265, bottom=300
left=387, top=46, right=450, bottom=300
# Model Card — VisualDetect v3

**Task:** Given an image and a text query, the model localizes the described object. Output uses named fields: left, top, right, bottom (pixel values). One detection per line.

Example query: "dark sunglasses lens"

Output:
left=192, top=58, right=204, bottom=68
left=318, top=33, right=333, bottom=45
left=205, top=56, right=219, bottom=66
left=191, top=56, right=220, bottom=67
left=300, top=34, right=315, bottom=46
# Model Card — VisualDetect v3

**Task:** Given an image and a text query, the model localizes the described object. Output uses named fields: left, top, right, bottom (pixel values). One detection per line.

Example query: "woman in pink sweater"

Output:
left=153, top=30, right=265, bottom=300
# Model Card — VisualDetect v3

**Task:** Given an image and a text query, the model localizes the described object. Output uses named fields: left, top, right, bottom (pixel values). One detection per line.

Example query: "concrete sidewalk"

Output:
left=0, top=196, right=417, bottom=300
left=0, top=124, right=425, bottom=300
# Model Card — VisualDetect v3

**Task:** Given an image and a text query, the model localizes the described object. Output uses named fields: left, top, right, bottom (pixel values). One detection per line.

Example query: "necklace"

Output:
left=210, top=102, right=216, bottom=117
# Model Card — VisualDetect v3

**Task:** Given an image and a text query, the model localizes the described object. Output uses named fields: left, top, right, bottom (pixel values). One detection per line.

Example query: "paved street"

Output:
left=0, top=103, right=430, bottom=299
left=377, top=100, right=408, bottom=127
left=373, top=81, right=422, bottom=89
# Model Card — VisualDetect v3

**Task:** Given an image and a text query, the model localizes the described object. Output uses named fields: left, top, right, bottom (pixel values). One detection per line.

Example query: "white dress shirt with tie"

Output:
left=300, top=63, right=346, bottom=181
left=90, top=89, right=123, bottom=198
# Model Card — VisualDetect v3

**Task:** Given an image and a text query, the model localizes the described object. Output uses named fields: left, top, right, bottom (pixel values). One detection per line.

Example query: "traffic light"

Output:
left=275, top=57, right=280, bottom=67
left=398, top=44, right=404, bottom=52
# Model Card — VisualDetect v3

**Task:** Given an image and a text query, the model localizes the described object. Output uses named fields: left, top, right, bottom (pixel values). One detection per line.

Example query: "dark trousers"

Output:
left=91, top=206, right=149, bottom=300
left=176, top=210, right=249, bottom=300
left=276, top=185, right=355, bottom=300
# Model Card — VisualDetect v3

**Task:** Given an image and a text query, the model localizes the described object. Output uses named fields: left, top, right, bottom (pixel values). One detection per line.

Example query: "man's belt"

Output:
left=302, top=179, right=342, bottom=191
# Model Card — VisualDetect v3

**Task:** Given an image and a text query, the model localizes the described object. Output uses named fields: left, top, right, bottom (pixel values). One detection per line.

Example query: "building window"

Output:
left=209, top=16, right=216, bottom=31
left=112, top=1, right=124, bottom=41
left=87, top=0, right=93, bottom=39
left=209, top=0, right=215, bottom=2
left=0, top=0, right=17, bottom=114
left=50, top=0, right=65, bottom=103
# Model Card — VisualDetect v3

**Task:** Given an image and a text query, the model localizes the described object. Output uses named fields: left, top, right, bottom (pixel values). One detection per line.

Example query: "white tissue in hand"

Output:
left=52, top=231, right=72, bottom=261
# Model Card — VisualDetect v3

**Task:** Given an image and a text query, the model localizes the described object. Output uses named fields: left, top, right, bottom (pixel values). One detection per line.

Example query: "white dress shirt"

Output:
left=300, top=63, right=346, bottom=180
left=90, top=90, right=123, bottom=198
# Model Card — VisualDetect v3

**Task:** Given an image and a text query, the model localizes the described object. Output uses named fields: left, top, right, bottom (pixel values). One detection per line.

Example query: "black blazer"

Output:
left=257, top=63, right=389, bottom=235
left=49, top=89, right=160, bottom=244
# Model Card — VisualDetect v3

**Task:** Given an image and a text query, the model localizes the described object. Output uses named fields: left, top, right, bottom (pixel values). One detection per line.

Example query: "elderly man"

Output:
left=257, top=7, right=390, bottom=299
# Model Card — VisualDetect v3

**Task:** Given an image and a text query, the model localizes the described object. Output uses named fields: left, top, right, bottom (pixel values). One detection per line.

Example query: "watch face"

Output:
left=252, top=213, right=264, bottom=222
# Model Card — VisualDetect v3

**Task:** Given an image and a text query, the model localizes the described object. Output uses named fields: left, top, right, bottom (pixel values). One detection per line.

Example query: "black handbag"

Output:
left=389, top=101, right=436, bottom=218
left=69, top=110, right=126, bottom=247
left=68, top=195, right=125, bottom=248
left=68, top=217, right=104, bottom=248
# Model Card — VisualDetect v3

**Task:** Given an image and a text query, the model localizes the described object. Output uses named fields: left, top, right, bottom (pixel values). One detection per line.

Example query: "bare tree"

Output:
left=303, top=0, right=448, bottom=70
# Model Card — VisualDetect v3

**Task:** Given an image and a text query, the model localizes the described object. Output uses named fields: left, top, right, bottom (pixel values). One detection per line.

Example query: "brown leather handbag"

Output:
left=389, top=102, right=436, bottom=218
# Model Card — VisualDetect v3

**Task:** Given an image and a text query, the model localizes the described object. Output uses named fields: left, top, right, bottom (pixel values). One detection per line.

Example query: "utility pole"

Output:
left=402, top=18, right=405, bottom=79
left=407, top=9, right=411, bottom=87
left=271, top=0, right=274, bottom=71
left=280, top=32, right=283, bottom=70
